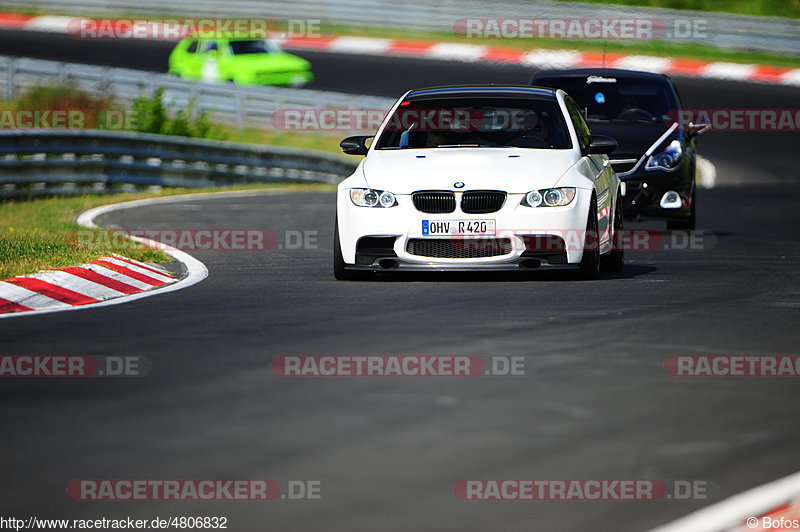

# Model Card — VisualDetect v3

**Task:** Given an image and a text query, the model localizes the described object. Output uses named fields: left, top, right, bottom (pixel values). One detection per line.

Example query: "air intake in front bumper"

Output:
left=406, top=238, right=513, bottom=258
left=355, top=236, right=398, bottom=265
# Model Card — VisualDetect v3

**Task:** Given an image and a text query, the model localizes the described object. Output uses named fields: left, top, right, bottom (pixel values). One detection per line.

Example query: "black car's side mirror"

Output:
left=579, top=135, right=618, bottom=155
left=340, top=136, right=373, bottom=156
left=686, top=122, right=710, bottom=138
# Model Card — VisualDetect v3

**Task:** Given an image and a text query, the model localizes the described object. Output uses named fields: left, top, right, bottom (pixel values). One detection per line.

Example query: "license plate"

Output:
left=422, top=219, right=496, bottom=236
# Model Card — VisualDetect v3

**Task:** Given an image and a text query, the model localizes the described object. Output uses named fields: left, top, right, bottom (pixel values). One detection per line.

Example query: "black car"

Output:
left=531, top=68, right=707, bottom=229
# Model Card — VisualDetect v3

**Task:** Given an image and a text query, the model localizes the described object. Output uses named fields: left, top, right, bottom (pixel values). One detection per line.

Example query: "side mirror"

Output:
left=340, top=135, right=372, bottom=156
left=580, top=135, right=618, bottom=155
left=686, top=122, right=710, bottom=138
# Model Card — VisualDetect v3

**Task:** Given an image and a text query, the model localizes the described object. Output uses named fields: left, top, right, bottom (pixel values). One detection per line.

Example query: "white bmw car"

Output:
left=334, top=85, right=625, bottom=280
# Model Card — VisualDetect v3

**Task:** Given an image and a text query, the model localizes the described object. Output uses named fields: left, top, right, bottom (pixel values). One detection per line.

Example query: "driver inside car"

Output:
left=616, top=95, right=655, bottom=121
left=505, top=110, right=552, bottom=148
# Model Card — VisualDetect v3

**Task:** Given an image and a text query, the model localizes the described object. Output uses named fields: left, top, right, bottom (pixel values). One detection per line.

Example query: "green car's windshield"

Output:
left=228, top=40, right=279, bottom=55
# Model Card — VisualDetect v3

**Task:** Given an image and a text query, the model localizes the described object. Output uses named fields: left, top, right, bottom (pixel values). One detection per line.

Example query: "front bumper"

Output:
left=616, top=157, right=694, bottom=220
left=336, top=188, right=594, bottom=269
left=346, top=258, right=580, bottom=273
left=244, top=70, right=313, bottom=86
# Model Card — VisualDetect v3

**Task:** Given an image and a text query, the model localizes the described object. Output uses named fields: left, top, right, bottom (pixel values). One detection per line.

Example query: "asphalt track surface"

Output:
left=1, top=29, right=800, bottom=531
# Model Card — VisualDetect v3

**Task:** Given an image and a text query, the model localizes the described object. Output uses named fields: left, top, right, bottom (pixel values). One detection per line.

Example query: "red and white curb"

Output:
left=278, top=35, right=800, bottom=86
left=0, top=254, right=177, bottom=314
left=0, top=195, right=211, bottom=319
left=650, top=470, right=800, bottom=532
left=1, top=12, right=798, bottom=86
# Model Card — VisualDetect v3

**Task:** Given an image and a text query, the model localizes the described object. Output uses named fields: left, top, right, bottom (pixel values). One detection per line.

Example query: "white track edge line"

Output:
left=0, top=188, right=303, bottom=318
left=649, top=470, right=800, bottom=532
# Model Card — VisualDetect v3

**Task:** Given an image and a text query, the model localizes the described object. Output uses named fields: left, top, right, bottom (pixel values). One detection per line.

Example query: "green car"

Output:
left=168, top=37, right=313, bottom=87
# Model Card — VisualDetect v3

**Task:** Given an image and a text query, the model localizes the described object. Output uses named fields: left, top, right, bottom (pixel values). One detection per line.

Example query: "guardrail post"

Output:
left=102, top=66, right=111, bottom=92
left=6, top=57, right=15, bottom=100
left=236, top=87, right=245, bottom=130
left=190, top=82, right=199, bottom=121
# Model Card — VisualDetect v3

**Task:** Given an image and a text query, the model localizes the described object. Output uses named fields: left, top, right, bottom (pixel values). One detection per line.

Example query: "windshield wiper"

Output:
left=436, top=144, right=483, bottom=148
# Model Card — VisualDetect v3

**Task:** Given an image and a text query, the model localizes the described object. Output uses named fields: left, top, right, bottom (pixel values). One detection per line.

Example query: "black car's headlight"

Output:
left=350, top=188, right=398, bottom=208
left=646, top=140, right=683, bottom=171
left=520, top=187, right=576, bottom=208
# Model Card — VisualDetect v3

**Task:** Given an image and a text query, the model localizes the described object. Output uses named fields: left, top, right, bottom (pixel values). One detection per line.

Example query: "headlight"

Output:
left=646, top=139, right=683, bottom=171
left=525, top=190, right=543, bottom=207
left=521, top=187, right=575, bottom=208
left=379, top=191, right=396, bottom=208
left=350, top=188, right=398, bottom=208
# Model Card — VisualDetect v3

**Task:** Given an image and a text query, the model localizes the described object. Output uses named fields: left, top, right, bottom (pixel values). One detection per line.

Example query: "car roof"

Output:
left=531, top=68, right=672, bottom=84
left=405, top=85, right=559, bottom=101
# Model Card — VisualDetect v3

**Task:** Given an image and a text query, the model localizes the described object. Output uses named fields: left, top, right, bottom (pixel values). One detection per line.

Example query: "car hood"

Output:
left=361, top=148, right=579, bottom=194
left=586, top=121, right=671, bottom=158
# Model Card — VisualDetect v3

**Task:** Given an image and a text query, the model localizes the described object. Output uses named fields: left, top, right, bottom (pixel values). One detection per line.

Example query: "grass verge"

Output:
left=0, top=183, right=335, bottom=279
left=221, top=126, right=344, bottom=155
left=557, top=0, right=800, bottom=19
left=4, top=0, right=799, bottom=19
left=0, top=84, right=344, bottom=280
left=325, top=24, right=800, bottom=69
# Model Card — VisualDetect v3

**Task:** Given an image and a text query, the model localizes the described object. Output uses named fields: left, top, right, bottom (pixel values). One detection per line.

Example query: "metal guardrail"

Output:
left=0, top=56, right=396, bottom=131
left=0, top=0, right=798, bottom=54
left=0, top=129, right=357, bottom=198
left=0, top=56, right=394, bottom=198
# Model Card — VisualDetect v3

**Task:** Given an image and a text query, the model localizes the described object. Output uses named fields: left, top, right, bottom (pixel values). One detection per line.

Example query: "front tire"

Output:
left=600, top=193, right=625, bottom=273
left=576, top=195, right=600, bottom=280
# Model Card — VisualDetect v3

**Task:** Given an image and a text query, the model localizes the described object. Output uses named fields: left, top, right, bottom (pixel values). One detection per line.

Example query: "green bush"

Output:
left=131, top=87, right=168, bottom=134
left=15, top=82, right=119, bottom=129
left=11, top=83, right=224, bottom=140
left=131, top=87, right=224, bottom=140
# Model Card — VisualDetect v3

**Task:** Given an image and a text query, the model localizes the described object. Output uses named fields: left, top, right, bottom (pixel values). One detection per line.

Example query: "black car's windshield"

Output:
left=228, top=40, right=277, bottom=55
left=374, top=97, right=571, bottom=150
left=536, top=77, right=675, bottom=123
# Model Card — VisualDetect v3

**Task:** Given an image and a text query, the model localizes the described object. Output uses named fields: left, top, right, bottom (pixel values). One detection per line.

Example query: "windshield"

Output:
left=228, top=40, right=279, bottom=55
left=374, top=97, right=571, bottom=150
left=535, top=77, right=676, bottom=123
